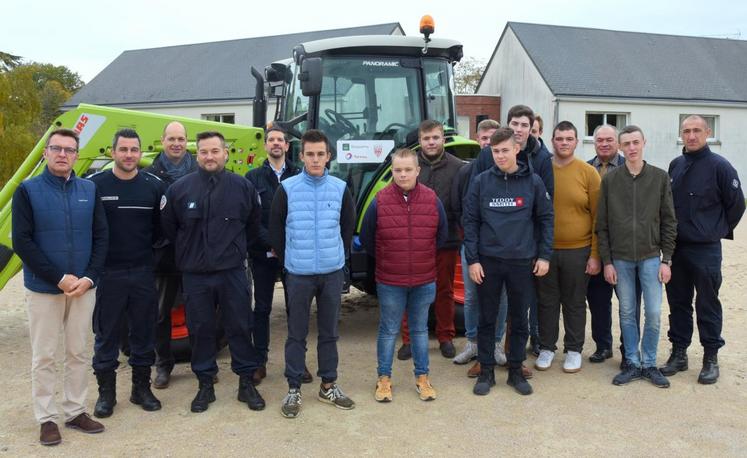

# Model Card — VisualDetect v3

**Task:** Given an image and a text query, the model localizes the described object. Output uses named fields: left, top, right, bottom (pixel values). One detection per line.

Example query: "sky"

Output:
left=3, top=0, right=746, bottom=83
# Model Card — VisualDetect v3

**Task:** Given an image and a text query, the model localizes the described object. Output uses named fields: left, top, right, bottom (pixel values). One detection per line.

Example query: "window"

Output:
left=679, top=114, right=718, bottom=141
left=585, top=112, right=628, bottom=137
left=202, top=113, right=235, bottom=124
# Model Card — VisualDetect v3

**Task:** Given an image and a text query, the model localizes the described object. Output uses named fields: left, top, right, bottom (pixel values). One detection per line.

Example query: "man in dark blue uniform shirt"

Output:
left=161, top=131, right=266, bottom=412
left=662, top=115, right=745, bottom=384
left=244, top=127, right=305, bottom=386
left=89, top=129, right=165, bottom=418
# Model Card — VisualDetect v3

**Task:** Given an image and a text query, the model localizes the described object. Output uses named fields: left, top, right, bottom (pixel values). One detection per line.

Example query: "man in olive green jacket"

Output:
left=596, top=125, right=677, bottom=389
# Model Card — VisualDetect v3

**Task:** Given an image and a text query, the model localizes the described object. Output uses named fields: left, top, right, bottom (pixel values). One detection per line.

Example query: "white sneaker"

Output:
left=535, top=350, right=555, bottom=371
left=453, top=340, right=478, bottom=365
left=494, top=342, right=507, bottom=366
left=563, top=351, right=583, bottom=373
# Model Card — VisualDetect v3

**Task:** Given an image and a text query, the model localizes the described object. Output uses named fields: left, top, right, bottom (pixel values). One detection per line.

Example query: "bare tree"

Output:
left=454, top=57, right=486, bottom=94
left=0, top=52, right=23, bottom=72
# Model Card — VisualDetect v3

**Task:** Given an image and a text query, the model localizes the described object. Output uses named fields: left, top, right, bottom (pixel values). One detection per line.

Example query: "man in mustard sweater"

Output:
left=536, top=121, right=601, bottom=373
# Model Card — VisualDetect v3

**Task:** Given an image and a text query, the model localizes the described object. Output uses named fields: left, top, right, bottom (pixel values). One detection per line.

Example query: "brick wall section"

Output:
left=455, top=95, right=501, bottom=140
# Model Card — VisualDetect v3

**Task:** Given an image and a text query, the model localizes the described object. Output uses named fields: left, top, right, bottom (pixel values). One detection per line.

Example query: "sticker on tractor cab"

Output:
left=336, top=140, right=394, bottom=164
left=73, top=113, right=107, bottom=149
left=362, top=60, right=399, bottom=67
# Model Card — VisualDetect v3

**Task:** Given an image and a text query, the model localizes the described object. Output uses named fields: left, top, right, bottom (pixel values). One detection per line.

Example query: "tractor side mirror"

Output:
left=299, top=57, right=322, bottom=97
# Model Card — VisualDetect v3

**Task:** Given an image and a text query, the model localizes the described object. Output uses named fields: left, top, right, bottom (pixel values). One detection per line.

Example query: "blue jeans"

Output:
left=377, top=282, right=435, bottom=377
left=614, top=257, right=662, bottom=368
left=462, top=247, right=506, bottom=342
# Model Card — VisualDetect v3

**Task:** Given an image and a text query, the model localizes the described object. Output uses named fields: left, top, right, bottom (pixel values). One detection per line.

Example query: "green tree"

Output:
left=0, top=52, right=22, bottom=72
left=454, top=57, right=486, bottom=94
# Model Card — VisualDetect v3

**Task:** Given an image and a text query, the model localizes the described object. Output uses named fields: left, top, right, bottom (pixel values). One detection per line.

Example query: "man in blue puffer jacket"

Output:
left=270, top=129, right=356, bottom=419
left=12, top=128, right=109, bottom=445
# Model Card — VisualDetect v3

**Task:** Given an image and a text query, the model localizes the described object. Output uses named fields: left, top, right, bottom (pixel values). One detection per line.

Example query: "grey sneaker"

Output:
left=318, top=383, right=355, bottom=410
left=453, top=340, right=478, bottom=365
left=281, top=388, right=302, bottom=418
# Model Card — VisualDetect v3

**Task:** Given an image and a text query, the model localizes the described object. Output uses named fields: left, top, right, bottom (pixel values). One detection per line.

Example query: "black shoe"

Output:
left=660, top=347, right=688, bottom=376
left=153, top=367, right=171, bottom=389
left=642, top=366, right=670, bottom=388
left=130, top=366, right=162, bottom=411
left=698, top=354, right=719, bottom=385
left=612, top=365, right=642, bottom=386
left=507, top=367, right=533, bottom=395
left=439, top=341, right=456, bottom=358
left=473, top=368, right=496, bottom=396
left=190, top=377, right=216, bottom=413
left=301, top=366, right=314, bottom=384
left=397, top=344, right=412, bottom=361
left=252, top=366, right=267, bottom=386
left=94, top=371, right=117, bottom=418
left=619, top=358, right=629, bottom=371
left=238, top=374, right=266, bottom=411
left=589, top=348, right=613, bottom=363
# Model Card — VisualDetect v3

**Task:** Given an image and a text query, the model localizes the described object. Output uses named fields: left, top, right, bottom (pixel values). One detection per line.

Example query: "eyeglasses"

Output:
left=47, top=145, right=78, bottom=155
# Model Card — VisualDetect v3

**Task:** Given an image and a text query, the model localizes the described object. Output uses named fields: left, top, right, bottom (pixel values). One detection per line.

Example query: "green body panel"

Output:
left=355, top=133, right=479, bottom=232
left=0, top=104, right=266, bottom=290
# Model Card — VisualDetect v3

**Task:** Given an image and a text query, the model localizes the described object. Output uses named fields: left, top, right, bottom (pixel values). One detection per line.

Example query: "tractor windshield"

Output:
left=286, top=56, right=456, bottom=204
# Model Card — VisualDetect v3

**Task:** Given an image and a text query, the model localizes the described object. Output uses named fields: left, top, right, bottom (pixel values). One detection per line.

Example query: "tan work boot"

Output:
left=467, top=361, right=481, bottom=378
left=415, top=375, right=437, bottom=401
left=375, top=376, right=392, bottom=402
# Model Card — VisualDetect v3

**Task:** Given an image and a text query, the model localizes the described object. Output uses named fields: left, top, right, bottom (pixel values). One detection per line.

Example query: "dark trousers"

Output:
left=401, top=248, right=457, bottom=344
left=154, top=274, right=181, bottom=371
left=666, top=243, right=724, bottom=354
left=587, top=272, right=642, bottom=354
left=183, top=268, right=259, bottom=378
left=92, top=267, right=157, bottom=373
left=537, top=247, right=590, bottom=353
left=249, top=256, right=287, bottom=366
left=477, top=256, right=532, bottom=369
left=284, top=269, right=344, bottom=388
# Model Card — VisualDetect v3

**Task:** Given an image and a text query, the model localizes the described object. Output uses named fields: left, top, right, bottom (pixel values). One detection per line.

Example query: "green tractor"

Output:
left=0, top=29, right=479, bottom=358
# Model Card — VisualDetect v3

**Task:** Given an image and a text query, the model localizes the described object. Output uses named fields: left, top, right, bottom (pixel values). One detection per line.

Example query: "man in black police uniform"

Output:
left=143, top=121, right=197, bottom=389
left=244, top=127, right=309, bottom=386
left=89, top=129, right=165, bottom=418
left=161, top=131, right=265, bottom=412
left=662, top=115, right=745, bottom=384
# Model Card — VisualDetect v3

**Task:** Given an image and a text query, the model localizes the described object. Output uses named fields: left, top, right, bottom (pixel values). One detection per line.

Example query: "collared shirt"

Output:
left=589, top=153, right=625, bottom=178
left=271, top=163, right=286, bottom=182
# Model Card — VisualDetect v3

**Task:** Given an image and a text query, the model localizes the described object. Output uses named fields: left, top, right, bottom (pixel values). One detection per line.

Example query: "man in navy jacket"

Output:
left=662, top=115, right=745, bottom=384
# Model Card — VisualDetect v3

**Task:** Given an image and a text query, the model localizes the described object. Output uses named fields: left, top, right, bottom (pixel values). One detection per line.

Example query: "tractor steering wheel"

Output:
left=324, top=109, right=358, bottom=136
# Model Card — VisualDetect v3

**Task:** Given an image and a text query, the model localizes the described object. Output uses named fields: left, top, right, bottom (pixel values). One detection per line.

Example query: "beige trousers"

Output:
left=26, top=288, right=96, bottom=423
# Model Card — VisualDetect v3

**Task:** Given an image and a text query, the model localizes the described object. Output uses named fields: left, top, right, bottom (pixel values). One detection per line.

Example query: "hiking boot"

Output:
left=494, top=342, right=507, bottom=366
left=397, top=344, right=412, bottom=361
left=563, top=351, right=583, bottom=373
left=589, top=348, right=613, bottom=363
left=252, top=366, right=267, bottom=386
left=40, top=421, right=61, bottom=446
left=375, top=376, right=392, bottom=402
left=642, top=367, right=670, bottom=388
left=190, top=377, right=216, bottom=413
left=660, top=347, right=688, bottom=376
left=318, top=383, right=355, bottom=410
left=507, top=366, right=533, bottom=395
left=473, top=368, right=496, bottom=396
left=453, top=340, right=478, bottom=365
left=612, top=365, right=642, bottom=386
left=301, top=366, right=313, bottom=384
left=467, top=361, right=481, bottom=378
left=130, top=366, right=161, bottom=411
left=439, top=340, right=456, bottom=358
left=238, top=374, right=266, bottom=411
left=281, top=388, right=302, bottom=418
left=153, top=366, right=171, bottom=389
left=65, top=413, right=104, bottom=434
left=535, top=350, right=555, bottom=371
left=698, top=354, right=719, bottom=385
left=94, top=371, right=116, bottom=418
left=415, top=375, right=437, bottom=401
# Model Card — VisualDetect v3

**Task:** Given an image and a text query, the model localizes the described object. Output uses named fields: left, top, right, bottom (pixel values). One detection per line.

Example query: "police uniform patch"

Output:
left=733, top=179, right=740, bottom=189
left=159, top=195, right=167, bottom=210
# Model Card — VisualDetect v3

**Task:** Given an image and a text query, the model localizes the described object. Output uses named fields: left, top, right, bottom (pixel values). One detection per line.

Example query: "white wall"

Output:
left=477, top=27, right=555, bottom=124
left=557, top=99, right=747, bottom=179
